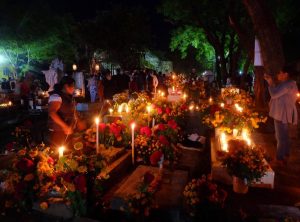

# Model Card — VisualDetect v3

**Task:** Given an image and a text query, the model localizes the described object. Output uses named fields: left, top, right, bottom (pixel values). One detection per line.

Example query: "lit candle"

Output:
left=131, top=123, right=136, bottom=164
left=297, top=93, right=300, bottom=98
left=209, top=97, right=213, bottom=104
left=220, top=103, right=225, bottom=108
left=242, top=128, right=251, bottom=146
left=189, top=105, right=194, bottom=111
left=172, top=86, right=175, bottom=92
left=8, top=101, right=12, bottom=106
left=220, top=132, right=228, bottom=152
left=125, top=106, right=129, bottom=113
left=95, top=117, right=100, bottom=153
left=235, top=103, right=243, bottom=112
left=183, top=93, right=187, bottom=101
left=58, top=146, right=65, bottom=158
left=109, top=108, right=113, bottom=115
left=95, top=64, right=100, bottom=71
left=233, top=129, right=238, bottom=137
left=118, top=105, right=122, bottom=114
left=147, top=105, right=152, bottom=126
left=152, top=117, right=155, bottom=128
left=172, top=74, right=176, bottom=80
left=161, top=92, right=165, bottom=97
left=72, top=64, right=77, bottom=71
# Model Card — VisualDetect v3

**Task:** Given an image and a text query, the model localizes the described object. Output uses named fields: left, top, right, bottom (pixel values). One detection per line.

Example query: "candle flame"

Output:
left=131, top=122, right=136, bottom=130
left=109, top=108, right=113, bottom=114
left=220, top=103, right=225, bottom=108
left=95, top=117, right=100, bottom=125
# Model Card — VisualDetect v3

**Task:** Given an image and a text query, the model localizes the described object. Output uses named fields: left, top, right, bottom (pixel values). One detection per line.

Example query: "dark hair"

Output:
left=281, top=65, right=293, bottom=75
left=60, top=76, right=75, bottom=86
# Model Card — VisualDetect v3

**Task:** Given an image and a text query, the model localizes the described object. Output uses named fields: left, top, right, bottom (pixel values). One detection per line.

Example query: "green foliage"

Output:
left=170, top=26, right=215, bottom=69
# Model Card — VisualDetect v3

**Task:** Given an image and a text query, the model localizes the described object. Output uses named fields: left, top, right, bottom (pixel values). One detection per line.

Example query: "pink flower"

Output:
left=150, top=151, right=163, bottom=166
left=165, top=107, right=171, bottom=115
left=156, top=107, right=163, bottom=115
left=158, top=135, right=169, bottom=146
left=140, top=126, right=152, bottom=137
left=167, top=120, right=178, bottom=130
left=157, top=124, right=166, bottom=131
left=98, top=123, right=107, bottom=133
left=16, top=158, right=35, bottom=173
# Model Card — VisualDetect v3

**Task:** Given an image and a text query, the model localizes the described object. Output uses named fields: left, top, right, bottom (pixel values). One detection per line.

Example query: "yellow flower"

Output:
left=17, top=149, right=26, bottom=156
left=24, top=173, right=35, bottom=181
left=66, top=159, right=79, bottom=171
left=77, top=165, right=87, bottom=173
left=40, top=202, right=48, bottom=210
left=29, top=150, right=38, bottom=158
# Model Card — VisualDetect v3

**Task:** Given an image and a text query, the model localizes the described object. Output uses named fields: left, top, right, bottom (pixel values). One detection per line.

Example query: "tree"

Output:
left=160, top=0, right=249, bottom=85
left=0, top=0, right=77, bottom=75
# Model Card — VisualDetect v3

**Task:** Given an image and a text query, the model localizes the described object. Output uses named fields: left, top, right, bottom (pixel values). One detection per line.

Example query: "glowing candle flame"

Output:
left=109, top=108, right=113, bottom=115
left=58, top=146, right=65, bottom=158
left=220, top=103, right=225, bottom=108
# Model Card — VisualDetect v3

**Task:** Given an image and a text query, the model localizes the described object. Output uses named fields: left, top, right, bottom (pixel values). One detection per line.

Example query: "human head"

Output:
left=60, top=76, right=75, bottom=95
left=277, top=65, right=291, bottom=82
left=191, top=68, right=196, bottom=74
left=105, top=70, right=112, bottom=80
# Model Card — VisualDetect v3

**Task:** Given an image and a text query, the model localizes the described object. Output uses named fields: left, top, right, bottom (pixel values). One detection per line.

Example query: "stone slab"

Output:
left=110, top=165, right=188, bottom=210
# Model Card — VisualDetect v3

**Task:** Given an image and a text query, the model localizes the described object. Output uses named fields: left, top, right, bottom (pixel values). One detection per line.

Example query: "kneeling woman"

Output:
left=48, top=76, right=85, bottom=147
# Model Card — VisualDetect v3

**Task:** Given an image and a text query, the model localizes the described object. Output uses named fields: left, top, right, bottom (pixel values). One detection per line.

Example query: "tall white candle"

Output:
left=95, top=117, right=100, bottom=153
left=58, top=146, right=65, bottom=158
left=131, top=123, right=136, bottom=165
left=152, top=117, right=155, bottom=128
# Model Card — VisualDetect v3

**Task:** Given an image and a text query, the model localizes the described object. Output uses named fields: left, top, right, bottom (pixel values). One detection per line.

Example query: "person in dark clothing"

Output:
left=48, top=77, right=85, bottom=147
left=102, top=70, right=116, bottom=100
left=119, top=70, right=130, bottom=92
left=137, top=70, right=146, bottom=91
left=146, top=70, right=154, bottom=92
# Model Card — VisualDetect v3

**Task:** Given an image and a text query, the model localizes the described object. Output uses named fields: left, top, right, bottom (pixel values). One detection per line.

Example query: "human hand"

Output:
left=63, top=125, right=73, bottom=135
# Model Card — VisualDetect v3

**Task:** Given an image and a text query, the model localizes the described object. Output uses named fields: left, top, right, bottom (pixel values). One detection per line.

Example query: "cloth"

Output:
left=89, top=86, right=98, bottom=102
left=49, top=94, right=62, bottom=103
left=42, top=70, right=58, bottom=92
left=50, top=58, right=64, bottom=72
left=268, top=80, right=298, bottom=125
left=274, top=119, right=290, bottom=160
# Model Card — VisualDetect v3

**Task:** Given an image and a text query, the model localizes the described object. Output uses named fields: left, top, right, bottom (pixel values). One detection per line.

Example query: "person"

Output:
left=264, top=66, right=298, bottom=165
left=48, top=76, right=83, bottom=147
left=87, top=74, right=98, bottom=103
left=119, top=69, right=130, bottom=92
left=102, top=70, right=116, bottom=100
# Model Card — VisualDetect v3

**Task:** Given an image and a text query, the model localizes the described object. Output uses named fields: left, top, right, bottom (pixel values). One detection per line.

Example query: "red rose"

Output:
left=16, top=158, right=35, bottom=173
left=150, top=151, right=163, bottom=166
left=140, top=126, right=152, bottom=137
left=74, top=174, right=87, bottom=194
left=158, top=135, right=169, bottom=146
left=167, top=120, right=178, bottom=130
left=143, top=171, right=155, bottom=184
left=47, top=157, right=54, bottom=165
left=181, top=104, right=188, bottom=111
left=109, top=123, right=122, bottom=138
left=156, top=107, right=163, bottom=115
left=157, top=124, right=166, bottom=131
left=98, top=123, right=107, bottom=133
left=165, top=107, right=171, bottom=115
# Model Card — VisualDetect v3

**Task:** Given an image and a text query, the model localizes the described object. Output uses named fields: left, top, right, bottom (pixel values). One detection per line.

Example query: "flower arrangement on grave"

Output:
left=0, top=143, right=108, bottom=217
left=221, top=139, right=268, bottom=184
left=134, top=122, right=181, bottom=166
left=84, top=120, right=130, bottom=149
left=165, top=73, right=186, bottom=91
left=202, top=104, right=267, bottom=132
left=0, top=144, right=55, bottom=212
left=184, top=79, right=206, bottom=100
left=183, top=175, right=227, bottom=216
left=113, top=91, right=130, bottom=104
left=125, top=170, right=161, bottom=217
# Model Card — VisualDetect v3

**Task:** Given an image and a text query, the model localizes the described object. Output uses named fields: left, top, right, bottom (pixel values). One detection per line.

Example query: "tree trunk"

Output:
left=254, top=66, right=267, bottom=108
left=243, top=0, right=285, bottom=76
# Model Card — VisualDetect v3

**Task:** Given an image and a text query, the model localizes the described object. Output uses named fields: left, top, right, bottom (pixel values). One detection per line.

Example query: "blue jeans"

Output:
left=274, top=120, right=290, bottom=160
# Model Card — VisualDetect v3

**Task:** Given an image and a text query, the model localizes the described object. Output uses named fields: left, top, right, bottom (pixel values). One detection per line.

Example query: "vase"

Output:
left=232, top=176, right=248, bottom=194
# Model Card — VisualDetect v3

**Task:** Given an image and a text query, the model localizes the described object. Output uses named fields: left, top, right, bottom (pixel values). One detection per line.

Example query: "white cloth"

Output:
left=269, top=80, right=298, bottom=125
left=48, top=94, right=62, bottom=103
left=42, top=69, right=58, bottom=92
left=50, top=58, right=64, bottom=71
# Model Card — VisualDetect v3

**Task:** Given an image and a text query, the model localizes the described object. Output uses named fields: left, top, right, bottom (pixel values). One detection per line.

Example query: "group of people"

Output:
left=86, top=68, right=167, bottom=102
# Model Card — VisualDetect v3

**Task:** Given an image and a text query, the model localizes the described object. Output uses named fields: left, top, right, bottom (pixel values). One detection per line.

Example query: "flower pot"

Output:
left=232, top=176, right=248, bottom=194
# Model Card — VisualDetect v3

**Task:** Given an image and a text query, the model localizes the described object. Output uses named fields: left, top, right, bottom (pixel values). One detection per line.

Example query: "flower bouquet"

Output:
left=221, top=139, right=268, bottom=193
left=183, top=175, right=227, bottom=217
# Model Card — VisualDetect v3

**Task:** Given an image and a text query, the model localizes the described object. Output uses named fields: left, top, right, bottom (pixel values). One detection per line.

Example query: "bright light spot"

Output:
left=0, top=55, right=7, bottom=64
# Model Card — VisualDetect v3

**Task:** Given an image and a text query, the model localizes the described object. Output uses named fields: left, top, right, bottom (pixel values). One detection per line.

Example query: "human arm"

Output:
left=48, top=101, right=73, bottom=135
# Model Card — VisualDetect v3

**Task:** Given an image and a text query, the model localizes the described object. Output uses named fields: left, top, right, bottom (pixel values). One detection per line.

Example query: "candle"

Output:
left=125, top=106, right=129, bottom=113
left=118, top=106, right=122, bottom=114
left=131, top=123, right=136, bottom=164
left=72, top=64, right=77, bottom=71
left=297, top=93, right=300, bottom=98
left=152, top=117, right=155, bottom=128
left=233, top=129, right=238, bottom=137
left=95, top=117, right=100, bottom=153
left=189, top=105, right=194, bottom=111
left=209, top=97, right=213, bottom=104
left=220, top=132, right=228, bottom=152
left=58, top=146, right=65, bottom=158
left=109, top=108, right=113, bottom=115
left=183, top=93, right=187, bottom=101
left=95, top=64, right=100, bottom=71
left=242, top=128, right=251, bottom=146
left=235, top=103, right=243, bottom=112
left=220, top=103, right=225, bottom=108
left=172, top=74, right=176, bottom=80
left=172, top=86, right=175, bottom=92
left=161, top=92, right=165, bottom=97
